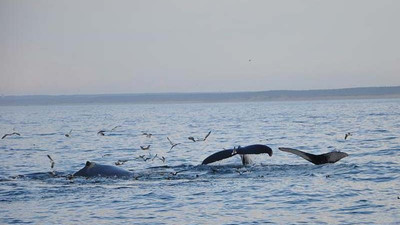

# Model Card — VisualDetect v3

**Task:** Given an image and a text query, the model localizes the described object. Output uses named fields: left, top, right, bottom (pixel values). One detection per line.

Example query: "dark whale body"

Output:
left=279, top=147, right=348, bottom=165
left=74, top=161, right=132, bottom=177
left=202, top=144, right=273, bottom=165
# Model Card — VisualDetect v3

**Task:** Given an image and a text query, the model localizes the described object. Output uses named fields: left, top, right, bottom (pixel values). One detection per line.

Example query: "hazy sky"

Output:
left=1, top=0, right=399, bottom=95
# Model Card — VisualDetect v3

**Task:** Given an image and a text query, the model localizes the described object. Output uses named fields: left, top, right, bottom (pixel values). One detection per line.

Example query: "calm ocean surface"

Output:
left=0, top=99, right=399, bottom=224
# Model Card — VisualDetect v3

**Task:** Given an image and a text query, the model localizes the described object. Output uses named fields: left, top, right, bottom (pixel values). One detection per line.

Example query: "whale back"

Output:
left=74, top=161, right=132, bottom=177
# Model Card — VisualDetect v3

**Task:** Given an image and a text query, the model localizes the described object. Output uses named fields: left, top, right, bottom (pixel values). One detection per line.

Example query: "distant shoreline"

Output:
left=1, top=86, right=400, bottom=106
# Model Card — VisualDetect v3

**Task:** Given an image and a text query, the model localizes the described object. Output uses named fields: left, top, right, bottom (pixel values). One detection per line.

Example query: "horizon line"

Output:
left=3, top=85, right=400, bottom=98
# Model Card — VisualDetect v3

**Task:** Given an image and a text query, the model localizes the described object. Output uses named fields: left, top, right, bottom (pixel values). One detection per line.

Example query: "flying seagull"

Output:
left=188, top=131, right=212, bottom=142
left=97, top=125, right=121, bottom=136
left=188, top=137, right=196, bottom=142
left=344, top=132, right=352, bottom=140
left=167, top=137, right=181, bottom=150
left=2, top=132, right=21, bottom=139
left=47, top=155, right=55, bottom=169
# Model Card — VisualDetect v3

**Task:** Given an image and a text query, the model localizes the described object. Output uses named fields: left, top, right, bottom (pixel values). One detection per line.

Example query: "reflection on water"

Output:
left=0, top=99, right=399, bottom=224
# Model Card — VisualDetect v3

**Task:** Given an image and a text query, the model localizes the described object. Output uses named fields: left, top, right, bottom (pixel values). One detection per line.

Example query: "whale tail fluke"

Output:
left=279, top=147, right=316, bottom=164
left=202, top=149, right=235, bottom=165
left=279, top=147, right=348, bottom=165
left=202, top=144, right=273, bottom=165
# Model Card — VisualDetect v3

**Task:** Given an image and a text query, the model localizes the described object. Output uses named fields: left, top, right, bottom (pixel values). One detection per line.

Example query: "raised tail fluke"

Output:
left=202, top=144, right=273, bottom=165
left=236, top=144, right=273, bottom=156
left=202, top=149, right=235, bottom=165
left=279, top=147, right=317, bottom=164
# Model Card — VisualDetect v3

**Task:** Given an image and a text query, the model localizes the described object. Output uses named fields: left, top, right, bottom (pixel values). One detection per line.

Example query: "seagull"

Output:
left=167, top=137, right=181, bottom=150
left=344, top=132, right=352, bottom=140
left=115, top=160, right=128, bottom=166
left=66, top=174, right=74, bottom=180
left=65, top=130, right=72, bottom=137
left=138, top=154, right=152, bottom=162
left=97, top=125, right=121, bottom=136
left=142, top=132, right=152, bottom=138
left=140, top=145, right=151, bottom=150
left=47, top=155, right=55, bottom=169
left=158, top=156, right=166, bottom=163
left=151, top=154, right=159, bottom=161
left=2, top=132, right=21, bottom=139
left=188, top=137, right=196, bottom=142
left=111, top=125, right=121, bottom=131
left=202, top=131, right=211, bottom=141
left=188, top=131, right=212, bottom=142
left=236, top=168, right=249, bottom=175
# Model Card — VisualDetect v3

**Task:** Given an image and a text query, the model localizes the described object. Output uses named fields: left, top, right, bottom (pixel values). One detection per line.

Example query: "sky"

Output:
left=0, top=0, right=399, bottom=95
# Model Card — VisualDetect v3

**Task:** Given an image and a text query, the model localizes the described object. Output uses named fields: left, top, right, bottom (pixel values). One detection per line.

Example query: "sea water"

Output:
left=0, top=99, right=399, bottom=224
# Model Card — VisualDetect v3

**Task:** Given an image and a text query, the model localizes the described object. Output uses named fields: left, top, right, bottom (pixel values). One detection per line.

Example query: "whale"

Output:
left=279, top=147, right=348, bottom=165
left=73, top=161, right=132, bottom=177
left=202, top=144, right=273, bottom=165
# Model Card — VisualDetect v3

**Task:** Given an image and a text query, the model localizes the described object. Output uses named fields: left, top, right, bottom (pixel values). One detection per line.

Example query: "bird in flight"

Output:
left=97, top=125, right=121, bottom=136
left=167, top=137, right=181, bottom=150
left=344, top=132, right=352, bottom=140
left=47, top=155, right=55, bottom=169
left=2, top=132, right=21, bottom=139
left=188, top=131, right=211, bottom=142
left=188, top=137, right=196, bottom=142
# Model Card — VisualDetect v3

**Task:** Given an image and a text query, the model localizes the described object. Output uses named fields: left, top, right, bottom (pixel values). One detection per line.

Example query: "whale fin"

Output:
left=236, top=144, right=273, bottom=156
left=202, top=145, right=273, bottom=165
left=202, top=149, right=235, bottom=165
left=279, top=147, right=317, bottom=164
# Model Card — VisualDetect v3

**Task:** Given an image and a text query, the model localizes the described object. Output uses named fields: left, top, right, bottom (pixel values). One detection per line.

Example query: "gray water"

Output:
left=0, top=99, right=399, bottom=224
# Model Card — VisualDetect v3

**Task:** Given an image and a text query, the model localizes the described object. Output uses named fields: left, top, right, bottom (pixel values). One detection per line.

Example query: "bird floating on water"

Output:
left=65, top=130, right=72, bottom=138
left=115, top=160, right=128, bottom=166
left=140, top=145, right=151, bottom=150
left=142, top=132, right=152, bottom=138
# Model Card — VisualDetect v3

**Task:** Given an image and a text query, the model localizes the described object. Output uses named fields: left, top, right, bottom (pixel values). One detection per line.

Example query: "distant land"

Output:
left=1, top=86, right=400, bottom=106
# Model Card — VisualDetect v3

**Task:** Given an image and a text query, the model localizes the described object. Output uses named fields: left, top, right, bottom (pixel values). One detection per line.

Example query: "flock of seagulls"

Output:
left=3, top=127, right=355, bottom=180
left=2, top=126, right=214, bottom=179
